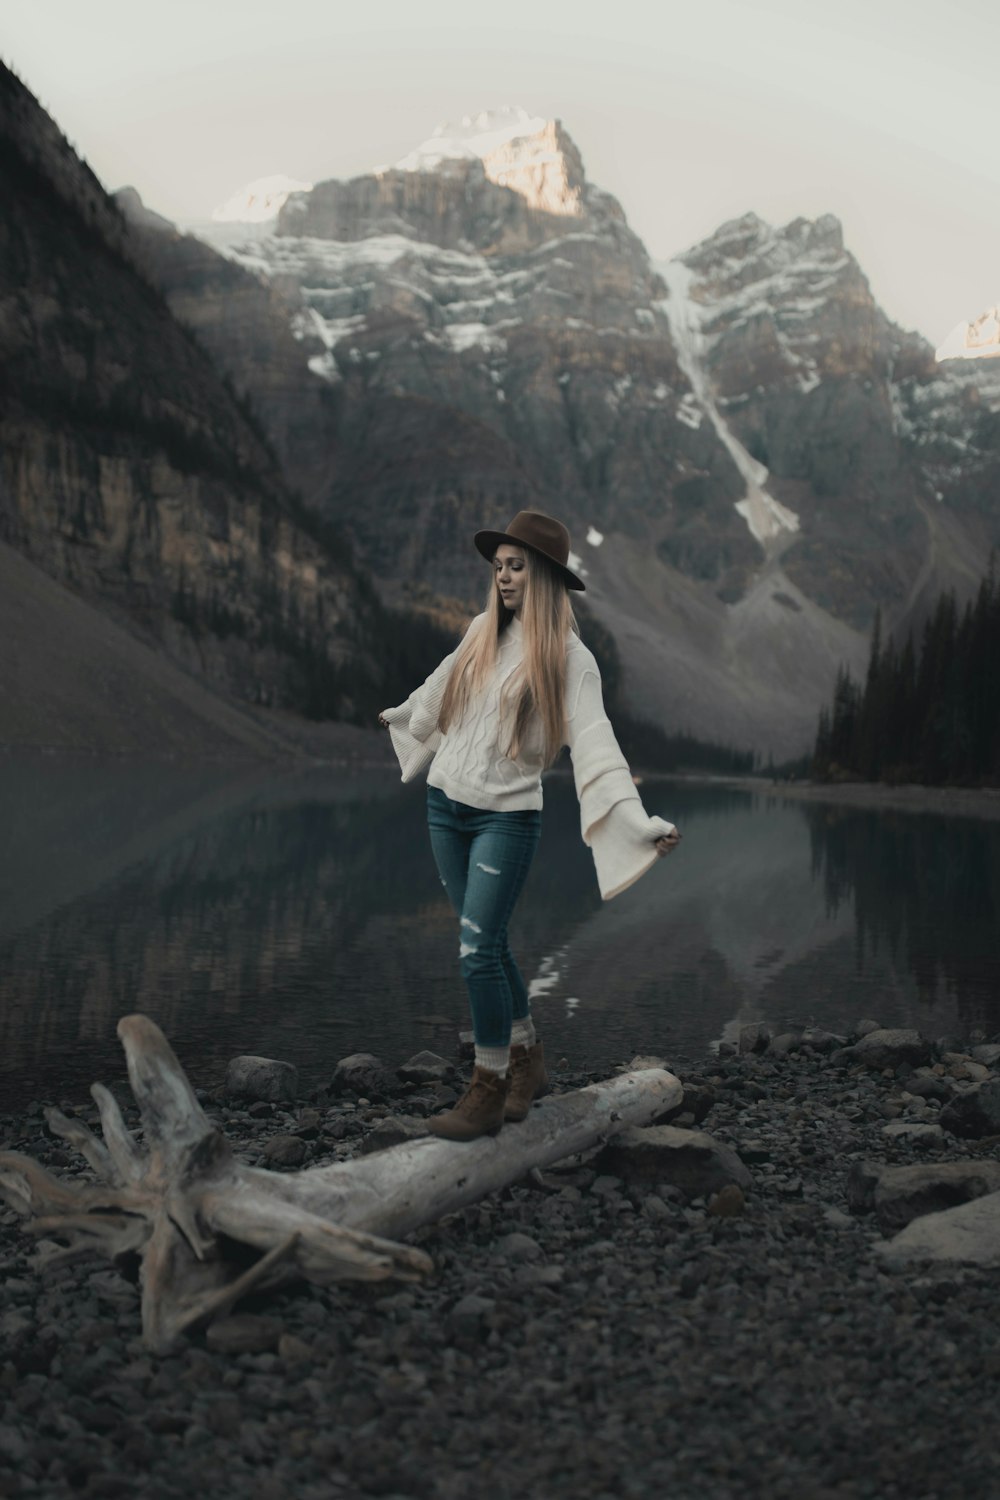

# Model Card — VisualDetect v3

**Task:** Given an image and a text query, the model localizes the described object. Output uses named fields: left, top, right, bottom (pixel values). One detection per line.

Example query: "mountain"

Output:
left=0, top=60, right=400, bottom=751
left=0, top=539, right=392, bottom=760
left=936, top=306, right=1000, bottom=363
left=669, top=213, right=997, bottom=631
left=128, top=109, right=999, bottom=756
left=211, top=173, right=313, bottom=224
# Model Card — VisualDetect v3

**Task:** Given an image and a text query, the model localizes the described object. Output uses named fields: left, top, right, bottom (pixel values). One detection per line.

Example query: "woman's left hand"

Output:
left=654, top=830, right=682, bottom=857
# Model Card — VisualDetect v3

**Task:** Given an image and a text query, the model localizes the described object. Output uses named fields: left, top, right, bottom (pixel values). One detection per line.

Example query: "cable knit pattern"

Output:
left=381, top=614, right=676, bottom=900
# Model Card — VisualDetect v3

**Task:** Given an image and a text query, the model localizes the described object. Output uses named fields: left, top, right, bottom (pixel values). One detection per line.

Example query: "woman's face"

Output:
left=494, top=544, right=527, bottom=615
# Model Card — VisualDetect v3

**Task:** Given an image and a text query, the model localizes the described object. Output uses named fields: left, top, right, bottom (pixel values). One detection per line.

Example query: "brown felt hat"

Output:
left=474, top=510, right=586, bottom=592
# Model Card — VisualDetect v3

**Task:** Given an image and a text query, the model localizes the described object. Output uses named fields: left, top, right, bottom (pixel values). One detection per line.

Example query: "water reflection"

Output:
left=0, top=759, right=600, bottom=1109
left=804, top=802, right=1000, bottom=1031
left=1, top=760, right=997, bottom=1112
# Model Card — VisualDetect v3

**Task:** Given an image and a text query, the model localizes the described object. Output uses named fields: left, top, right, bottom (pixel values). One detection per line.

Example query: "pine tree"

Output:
left=812, top=562, right=1000, bottom=786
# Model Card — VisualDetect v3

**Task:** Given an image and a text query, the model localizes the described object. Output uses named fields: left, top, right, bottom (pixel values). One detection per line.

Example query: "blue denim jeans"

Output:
left=426, top=785, right=541, bottom=1048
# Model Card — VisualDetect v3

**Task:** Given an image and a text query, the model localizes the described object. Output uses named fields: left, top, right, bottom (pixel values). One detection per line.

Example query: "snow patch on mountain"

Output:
left=394, top=106, right=548, bottom=172
left=212, top=231, right=493, bottom=281
left=658, top=259, right=800, bottom=550
left=439, top=322, right=511, bottom=355
left=291, top=305, right=368, bottom=382
left=676, top=393, right=702, bottom=429
left=687, top=215, right=849, bottom=398
left=936, top=305, right=1000, bottom=362
left=211, top=174, right=313, bottom=224
left=202, top=226, right=608, bottom=378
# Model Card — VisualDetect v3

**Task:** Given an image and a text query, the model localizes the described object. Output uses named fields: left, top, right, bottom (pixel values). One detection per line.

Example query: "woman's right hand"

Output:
left=654, top=825, right=681, bottom=857
left=378, top=714, right=390, bottom=730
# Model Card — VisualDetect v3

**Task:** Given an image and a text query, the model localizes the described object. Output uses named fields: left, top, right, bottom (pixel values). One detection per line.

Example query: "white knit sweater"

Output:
left=380, top=614, right=677, bottom=900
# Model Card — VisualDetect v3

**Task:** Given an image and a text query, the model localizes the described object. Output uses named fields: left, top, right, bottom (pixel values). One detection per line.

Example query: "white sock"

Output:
left=474, top=1044, right=510, bottom=1076
left=510, top=1017, right=537, bottom=1049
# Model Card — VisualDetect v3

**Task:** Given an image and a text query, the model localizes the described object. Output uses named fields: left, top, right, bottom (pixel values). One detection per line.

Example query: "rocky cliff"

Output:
left=669, top=211, right=997, bottom=631
left=0, top=61, right=395, bottom=736
left=128, top=109, right=999, bottom=755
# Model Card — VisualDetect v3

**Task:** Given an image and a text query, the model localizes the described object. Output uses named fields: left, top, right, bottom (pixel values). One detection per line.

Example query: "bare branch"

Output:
left=91, top=1083, right=145, bottom=1184
left=117, top=1014, right=213, bottom=1169
left=44, top=1107, right=115, bottom=1183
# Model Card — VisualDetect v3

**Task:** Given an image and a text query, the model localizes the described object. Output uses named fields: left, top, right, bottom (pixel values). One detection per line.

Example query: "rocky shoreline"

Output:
left=4, top=1022, right=1000, bottom=1499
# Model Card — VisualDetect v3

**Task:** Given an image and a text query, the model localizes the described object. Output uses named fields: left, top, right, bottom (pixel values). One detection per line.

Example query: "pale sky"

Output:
left=5, top=0, right=999, bottom=342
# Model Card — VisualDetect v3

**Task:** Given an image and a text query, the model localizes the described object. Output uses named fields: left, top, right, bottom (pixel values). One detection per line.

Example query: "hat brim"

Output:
left=474, top=530, right=586, bottom=592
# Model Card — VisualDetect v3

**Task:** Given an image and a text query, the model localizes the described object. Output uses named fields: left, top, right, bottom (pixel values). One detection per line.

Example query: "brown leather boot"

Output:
left=504, top=1041, right=550, bottom=1122
left=427, top=1066, right=510, bottom=1141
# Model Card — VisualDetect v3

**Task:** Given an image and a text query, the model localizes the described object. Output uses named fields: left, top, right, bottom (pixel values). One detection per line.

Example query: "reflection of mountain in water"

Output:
left=0, top=766, right=599, bottom=1107
left=0, top=768, right=432, bottom=1103
left=2, top=770, right=997, bottom=1110
left=804, top=803, right=1000, bottom=1031
left=536, top=785, right=855, bottom=1063
left=531, top=785, right=1000, bottom=1061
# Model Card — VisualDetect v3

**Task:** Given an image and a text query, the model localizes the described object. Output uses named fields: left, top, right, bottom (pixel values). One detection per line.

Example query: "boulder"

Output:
left=295, top=1108, right=323, bottom=1139
left=224, top=1054, right=298, bottom=1103
left=738, top=1022, right=770, bottom=1055
left=262, top=1133, right=307, bottom=1168
left=876, top=1193, right=1000, bottom=1267
left=939, top=1080, right=1000, bottom=1139
left=396, top=1051, right=456, bottom=1084
left=944, top=1058, right=991, bottom=1083
left=836, top=1029, right=933, bottom=1072
left=594, top=1125, right=750, bottom=1200
left=359, top=1115, right=428, bottom=1154
left=854, top=1018, right=882, bottom=1037
left=800, top=1027, right=846, bottom=1053
left=332, top=1052, right=387, bottom=1096
left=904, top=1074, right=954, bottom=1103
left=971, top=1043, right=1000, bottom=1067
left=873, top=1161, right=1000, bottom=1235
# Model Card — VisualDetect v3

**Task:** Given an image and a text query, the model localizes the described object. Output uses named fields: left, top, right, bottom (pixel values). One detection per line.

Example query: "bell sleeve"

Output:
left=565, top=648, right=677, bottom=900
left=380, top=615, right=482, bottom=782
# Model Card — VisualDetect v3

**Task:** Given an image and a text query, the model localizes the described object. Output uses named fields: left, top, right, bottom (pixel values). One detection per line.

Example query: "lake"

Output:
left=2, top=757, right=998, bottom=1112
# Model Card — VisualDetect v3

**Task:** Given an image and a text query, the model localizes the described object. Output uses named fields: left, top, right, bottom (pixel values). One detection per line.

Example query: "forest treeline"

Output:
left=813, top=563, right=1000, bottom=785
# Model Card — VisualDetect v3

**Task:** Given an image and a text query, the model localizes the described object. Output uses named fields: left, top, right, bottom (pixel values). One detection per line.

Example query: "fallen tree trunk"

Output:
left=0, top=1014, right=682, bottom=1353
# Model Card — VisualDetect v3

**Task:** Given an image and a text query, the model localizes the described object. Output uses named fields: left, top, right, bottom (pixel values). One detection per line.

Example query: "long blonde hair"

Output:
left=438, top=546, right=578, bottom=766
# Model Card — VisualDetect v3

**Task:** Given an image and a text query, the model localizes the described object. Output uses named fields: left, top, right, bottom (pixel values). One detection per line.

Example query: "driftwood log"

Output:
left=0, top=1014, right=682, bottom=1353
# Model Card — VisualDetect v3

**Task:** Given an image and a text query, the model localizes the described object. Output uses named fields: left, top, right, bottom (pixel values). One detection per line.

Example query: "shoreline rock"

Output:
left=3, top=1018, right=1000, bottom=1496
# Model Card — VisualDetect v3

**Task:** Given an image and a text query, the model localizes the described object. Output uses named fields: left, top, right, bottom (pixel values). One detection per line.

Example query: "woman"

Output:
left=379, top=511, right=680, bottom=1141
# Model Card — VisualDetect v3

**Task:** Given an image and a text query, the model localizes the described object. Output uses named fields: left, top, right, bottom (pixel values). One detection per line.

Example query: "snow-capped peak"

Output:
left=394, top=106, right=549, bottom=173
left=211, top=174, right=313, bottom=225
left=936, top=304, right=1000, bottom=362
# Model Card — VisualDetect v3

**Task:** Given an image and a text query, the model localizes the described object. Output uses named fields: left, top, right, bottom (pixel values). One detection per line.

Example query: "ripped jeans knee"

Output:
left=426, top=785, right=540, bottom=1047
